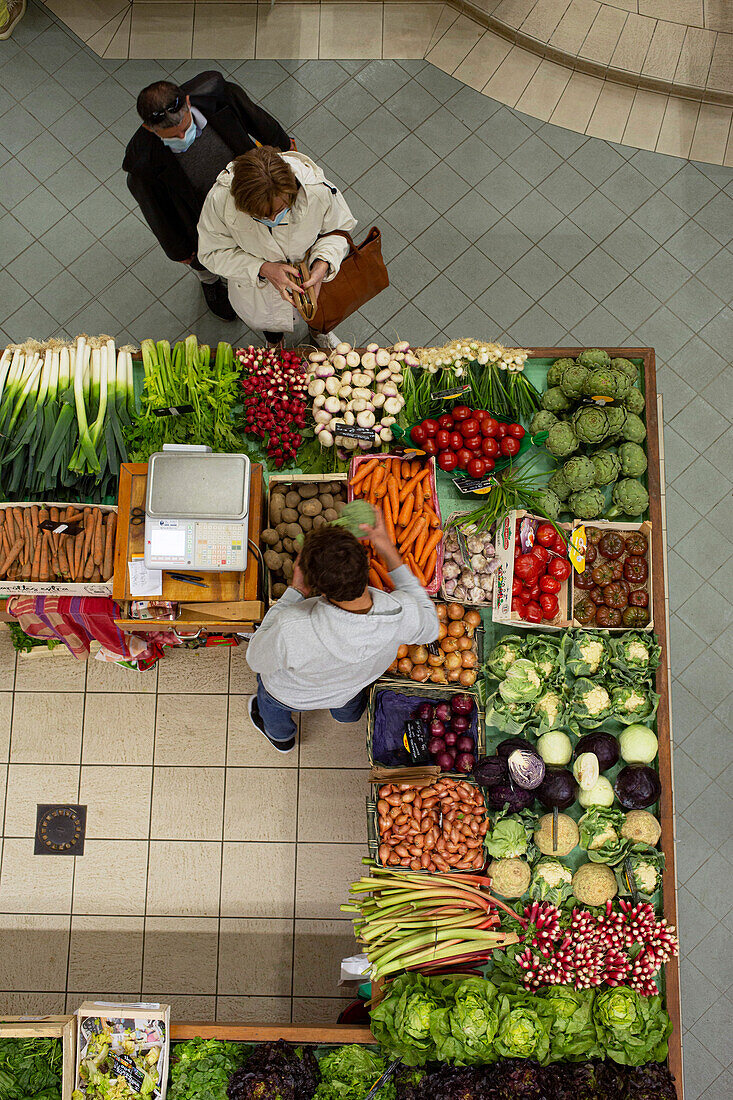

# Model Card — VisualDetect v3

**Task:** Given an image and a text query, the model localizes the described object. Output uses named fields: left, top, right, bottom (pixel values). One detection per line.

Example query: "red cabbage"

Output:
left=574, top=731, right=620, bottom=772
left=614, top=764, right=661, bottom=808
left=536, top=766, right=578, bottom=809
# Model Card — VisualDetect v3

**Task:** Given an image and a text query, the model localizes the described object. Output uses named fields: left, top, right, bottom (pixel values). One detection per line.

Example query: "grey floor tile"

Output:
left=72, top=186, right=128, bottom=239
left=630, top=191, right=690, bottom=245
left=629, top=147, right=685, bottom=185
left=354, top=59, right=409, bottom=104
left=477, top=162, right=533, bottom=215
left=478, top=220, right=534, bottom=270
left=701, top=1069, right=733, bottom=1100
left=324, top=81, right=380, bottom=131
left=569, top=303, right=631, bottom=346
left=322, top=134, right=377, bottom=186
left=353, top=106, right=409, bottom=158
left=536, top=162, right=594, bottom=215
left=45, top=160, right=101, bottom=212
left=414, top=64, right=463, bottom=104
left=380, top=302, right=433, bottom=347
left=53, top=52, right=108, bottom=100
left=229, top=60, right=289, bottom=101
left=508, top=303, right=567, bottom=346
left=444, top=137, right=501, bottom=186
left=23, top=79, right=77, bottom=128
left=671, top=394, right=729, bottom=453
left=656, top=364, right=697, bottom=419
left=24, top=23, right=79, bottom=74
left=689, top=918, right=733, bottom=993
left=506, top=191, right=563, bottom=240
left=6, top=241, right=64, bottom=296
left=387, top=245, right=441, bottom=300
left=358, top=283, right=409, bottom=331
left=478, top=275, right=534, bottom=329
left=414, top=161, right=470, bottom=215
left=412, top=278, right=472, bottom=331
left=259, top=79, right=317, bottom=130
left=39, top=212, right=97, bottom=266
left=12, top=185, right=67, bottom=237
left=568, top=191, right=627, bottom=243
left=0, top=102, right=44, bottom=153
left=666, top=221, right=722, bottom=272
left=352, top=162, right=409, bottom=214
left=0, top=53, right=49, bottom=101
left=683, top=710, right=733, bottom=778
left=77, top=132, right=127, bottom=184
left=444, top=247, right=501, bottom=299
left=294, top=60, right=349, bottom=101
left=0, top=159, right=38, bottom=209
left=80, top=77, right=136, bottom=128
left=413, top=218, right=471, bottom=269
left=635, top=305, right=695, bottom=359
left=661, top=163, right=719, bottom=216
left=101, top=214, right=156, bottom=267
left=16, top=132, right=70, bottom=184
left=570, top=248, right=627, bottom=300
left=384, top=133, right=441, bottom=186
left=0, top=270, right=30, bottom=323
left=384, top=81, right=442, bottom=133
left=52, top=104, right=105, bottom=156
left=475, top=108, right=534, bottom=158
left=415, top=107, right=472, bottom=158
left=507, top=135, right=563, bottom=187
left=680, top=647, right=733, bottom=711
left=599, top=161, right=657, bottom=215
left=35, top=270, right=92, bottom=325
left=666, top=278, right=726, bottom=331
left=69, top=242, right=127, bottom=296
left=3, top=299, right=59, bottom=343
left=293, top=106, right=348, bottom=157
left=603, top=275, right=661, bottom=330
left=538, top=219, right=596, bottom=271
left=446, top=85, right=500, bottom=132
left=383, top=190, right=437, bottom=241
left=695, top=191, right=733, bottom=245
left=443, top=190, right=500, bottom=240
left=696, top=247, right=733, bottom=297
left=540, top=274, right=597, bottom=331
left=567, top=139, right=626, bottom=185
left=698, top=305, right=733, bottom=359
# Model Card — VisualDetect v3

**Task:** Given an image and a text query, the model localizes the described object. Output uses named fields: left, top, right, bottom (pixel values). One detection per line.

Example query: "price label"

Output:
left=433, top=384, right=470, bottom=401
left=153, top=404, right=194, bottom=417
left=334, top=422, right=376, bottom=442
left=623, top=855, right=640, bottom=905
left=452, top=474, right=498, bottom=495
left=427, top=640, right=442, bottom=657
left=403, top=719, right=431, bottom=764
left=578, top=394, right=619, bottom=407
left=392, top=443, right=425, bottom=458
left=39, top=520, right=82, bottom=536
left=365, top=1058, right=403, bottom=1099
left=569, top=525, right=586, bottom=573
left=110, top=1054, right=145, bottom=1093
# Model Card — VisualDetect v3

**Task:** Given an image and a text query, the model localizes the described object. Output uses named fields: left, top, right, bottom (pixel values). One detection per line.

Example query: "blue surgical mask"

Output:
left=162, top=118, right=197, bottom=153
left=255, top=207, right=289, bottom=228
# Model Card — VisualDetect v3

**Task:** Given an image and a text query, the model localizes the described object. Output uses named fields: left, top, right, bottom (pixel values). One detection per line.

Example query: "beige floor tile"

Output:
left=227, top=696, right=299, bottom=767
left=726, top=127, right=733, bottom=166
left=146, top=840, right=222, bottom=916
left=216, top=995, right=292, bottom=1023
left=151, top=766, right=224, bottom=841
left=256, top=4, right=320, bottom=59
left=73, top=839, right=149, bottom=916
left=0, top=915, right=70, bottom=990
left=229, top=645, right=257, bottom=694
left=639, top=0, right=704, bottom=26
left=293, top=918, right=357, bottom=997
left=158, top=646, right=230, bottom=693
left=193, top=2, right=256, bottom=57
left=11, top=692, right=83, bottom=764
left=426, top=4, right=460, bottom=54
left=453, top=30, right=511, bottom=92
left=220, top=841, right=295, bottom=916
left=295, top=842, right=364, bottom=919
left=297, top=768, right=368, bottom=844
left=299, top=709, right=367, bottom=768
left=689, top=102, right=732, bottom=164
left=143, top=916, right=219, bottom=993
left=86, top=656, right=158, bottom=692
left=44, top=0, right=128, bottom=42
left=129, top=2, right=194, bottom=58
left=0, top=693, right=11, bottom=762
left=1, top=992, right=67, bottom=1014
left=425, top=14, right=485, bottom=75
left=482, top=44, right=541, bottom=106
left=68, top=916, right=144, bottom=992
left=66, top=991, right=140, bottom=1012
left=707, top=32, right=733, bottom=91
left=705, top=0, right=733, bottom=32
left=622, top=87, right=669, bottom=150
left=520, top=0, right=572, bottom=42
left=578, top=5, right=628, bottom=65
left=154, top=693, right=227, bottom=766
left=224, top=767, right=297, bottom=841
left=656, top=96, right=701, bottom=157
left=382, top=2, right=444, bottom=60
left=675, top=26, right=716, bottom=86
left=610, top=13, right=657, bottom=73
left=218, top=917, right=293, bottom=995
left=642, top=19, right=687, bottom=79
left=492, top=0, right=534, bottom=26
left=0, top=838, right=75, bottom=913
left=550, top=0, right=600, bottom=55
left=87, top=7, right=129, bottom=57
left=585, top=79, right=636, bottom=141
left=550, top=69, right=603, bottom=132
left=102, top=11, right=132, bottom=58
left=515, top=58, right=572, bottom=122
left=319, top=3, right=383, bottom=60
left=83, top=693, right=156, bottom=765
left=80, top=765, right=152, bottom=840
left=0, top=627, right=16, bottom=688
left=292, top=996, right=348, bottom=1024
left=14, top=653, right=86, bottom=692
left=4, top=764, right=80, bottom=836
left=150, top=994, right=217, bottom=1020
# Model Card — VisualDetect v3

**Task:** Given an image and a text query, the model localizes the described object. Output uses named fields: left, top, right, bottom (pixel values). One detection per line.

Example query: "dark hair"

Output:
left=137, top=80, right=186, bottom=126
left=230, top=147, right=299, bottom=218
left=300, top=527, right=369, bottom=602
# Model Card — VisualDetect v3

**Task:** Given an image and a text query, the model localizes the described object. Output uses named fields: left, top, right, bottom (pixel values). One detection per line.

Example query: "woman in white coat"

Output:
left=197, top=145, right=356, bottom=347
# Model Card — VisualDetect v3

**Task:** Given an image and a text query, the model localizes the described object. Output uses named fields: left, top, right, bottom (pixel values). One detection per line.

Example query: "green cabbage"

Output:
left=499, top=659, right=543, bottom=705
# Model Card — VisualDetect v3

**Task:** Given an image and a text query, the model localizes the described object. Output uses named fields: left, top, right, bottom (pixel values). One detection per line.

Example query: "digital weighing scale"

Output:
left=144, top=447, right=251, bottom=572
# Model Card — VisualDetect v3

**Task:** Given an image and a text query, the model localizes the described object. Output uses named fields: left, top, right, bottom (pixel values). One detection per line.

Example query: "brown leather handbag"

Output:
left=294, top=228, right=389, bottom=333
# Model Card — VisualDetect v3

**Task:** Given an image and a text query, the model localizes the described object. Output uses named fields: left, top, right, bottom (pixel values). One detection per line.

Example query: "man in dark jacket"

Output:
left=124, top=70, right=292, bottom=321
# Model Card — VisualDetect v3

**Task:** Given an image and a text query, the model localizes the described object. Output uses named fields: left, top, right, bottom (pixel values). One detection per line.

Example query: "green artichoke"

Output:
left=548, top=466, right=572, bottom=501
left=547, top=357, right=575, bottom=386
left=541, top=386, right=571, bottom=413
left=618, top=441, right=647, bottom=477
left=535, top=487, right=561, bottom=521
left=571, top=405, right=610, bottom=445
left=578, top=348, right=610, bottom=370
left=569, top=488, right=605, bottom=518
left=545, top=421, right=578, bottom=458
left=591, top=449, right=621, bottom=486
left=583, top=368, right=632, bottom=401
left=529, top=409, right=559, bottom=435
left=610, top=478, right=649, bottom=517
left=622, top=412, right=647, bottom=443
left=624, top=387, right=645, bottom=415
left=610, top=357, right=638, bottom=384
left=605, top=405, right=628, bottom=437
left=563, top=454, right=596, bottom=491
left=559, top=361, right=589, bottom=398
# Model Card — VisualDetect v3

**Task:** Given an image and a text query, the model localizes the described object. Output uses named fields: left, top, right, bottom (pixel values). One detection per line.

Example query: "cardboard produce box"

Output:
left=493, top=510, right=572, bottom=630
left=0, top=503, right=117, bottom=596
left=570, top=519, right=653, bottom=632
left=74, top=1001, right=170, bottom=1100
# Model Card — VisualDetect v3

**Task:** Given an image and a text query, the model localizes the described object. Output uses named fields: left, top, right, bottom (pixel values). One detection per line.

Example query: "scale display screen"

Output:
left=149, top=528, right=187, bottom=558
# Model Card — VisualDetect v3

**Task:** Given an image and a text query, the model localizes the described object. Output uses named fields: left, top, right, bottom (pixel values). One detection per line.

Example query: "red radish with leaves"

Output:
left=236, top=346, right=307, bottom=468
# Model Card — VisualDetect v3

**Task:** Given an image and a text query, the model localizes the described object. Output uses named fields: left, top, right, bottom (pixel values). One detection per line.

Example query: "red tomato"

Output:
left=512, top=578, right=523, bottom=596
left=475, top=409, right=490, bottom=421
left=481, top=417, right=499, bottom=437
left=514, top=554, right=542, bottom=583
left=452, top=405, right=471, bottom=421
left=483, top=457, right=495, bottom=472
left=553, top=534, right=568, bottom=556
left=540, top=593, right=559, bottom=620
left=500, top=436, right=521, bottom=457
left=526, top=582, right=541, bottom=601
left=481, top=437, right=499, bottom=458
left=422, top=437, right=438, bottom=456
left=466, top=457, right=486, bottom=478
left=511, top=596, right=527, bottom=614
left=436, top=429, right=451, bottom=449
left=456, top=448, right=473, bottom=469
left=437, top=449, right=458, bottom=472
left=423, top=419, right=439, bottom=437
left=460, top=418, right=479, bottom=438
left=539, top=575, right=561, bottom=594
left=410, top=424, right=426, bottom=445
left=508, top=423, right=525, bottom=439
left=530, top=545, right=549, bottom=563
left=449, top=431, right=464, bottom=451
left=536, top=523, right=556, bottom=547
left=524, top=601, right=543, bottom=623
left=496, top=422, right=508, bottom=438
left=463, top=435, right=483, bottom=452
left=547, top=558, right=571, bottom=581
left=438, top=413, right=453, bottom=430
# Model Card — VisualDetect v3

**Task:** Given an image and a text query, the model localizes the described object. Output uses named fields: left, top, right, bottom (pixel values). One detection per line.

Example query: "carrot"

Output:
left=39, top=532, right=50, bottom=581
left=371, top=558, right=392, bottom=585
left=406, top=553, right=426, bottom=586
left=397, top=492, right=414, bottom=527
left=400, top=516, right=427, bottom=555
left=83, top=509, right=94, bottom=563
left=90, top=567, right=102, bottom=582
left=413, top=522, right=429, bottom=563
left=93, top=509, right=103, bottom=566
left=74, top=530, right=84, bottom=581
left=410, top=459, right=421, bottom=478
left=57, top=536, right=69, bottom=578
left=64, top=510, right=84, bottom=524
left=0, top=538, right=24, bottom=577
left=386, top=476, right=400, bottom=517
left=350, top=457, right=379, bottom=487
left=422, top=505, right=441, bottom=528
left=398, top=468, right=429, bottom=502
left=103, top=513, right=116, bottom=580
left=383, top=500, right=396, bottom=544
left=371, top=465, right=386, bottom=490
left=84, top=551, right=95, bottom=579
left=423, top=549, right=437, bottom=583
left=368, top=566, right=384, bottom=590
left=397, top=510, right=422, bottom=547
left=31, top=531, right=43, bottom=579
left=418, top=527, right=444, bottom=569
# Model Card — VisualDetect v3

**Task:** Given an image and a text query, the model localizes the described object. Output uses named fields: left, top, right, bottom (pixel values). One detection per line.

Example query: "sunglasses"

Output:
left=149, top=95, right=185, bottom=124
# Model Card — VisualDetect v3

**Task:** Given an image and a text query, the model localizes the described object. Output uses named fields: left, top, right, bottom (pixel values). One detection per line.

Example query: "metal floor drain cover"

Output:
left=34, top=804, right=86, bottom=855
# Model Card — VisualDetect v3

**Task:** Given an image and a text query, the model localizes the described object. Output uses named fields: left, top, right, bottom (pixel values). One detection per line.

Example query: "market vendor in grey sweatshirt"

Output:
left=246, top=509, right=439, bottom=753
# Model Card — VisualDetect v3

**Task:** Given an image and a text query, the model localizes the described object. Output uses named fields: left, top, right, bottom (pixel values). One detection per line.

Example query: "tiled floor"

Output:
left=1, top=3, right=732, bottom=1097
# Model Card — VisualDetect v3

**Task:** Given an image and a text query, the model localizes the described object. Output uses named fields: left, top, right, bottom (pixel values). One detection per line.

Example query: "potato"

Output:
left=273, top=541, right=283, bottom=554
left=334, top=499, right=345, bottom=514
left=264, top=549, right=282, bottom=571
left=312, top=514, right=327, bottom=529
left=282, top=558, right=295, bottom=580
left=285, top=491, right=300, bottom=509
left=261, top=528, right=280, bottom=546
left=269, top=494, right=286, bottom=524
left=281, top=507, right=299, bottom=524
left=272, top=582, right=287, bottom=598
left=320, top=481, right=338, bottom=494
left=300, top=498, right=322, bottom=517
left=299, top=483, right=318, bottom=499
left=282, top=538, right=294, bottom=554
left=299, top=515, right=313, bottom=532
left=285, top=523, right=302, bottom=540
left=319, top=493, right=334, bottom=510
left=323, top=508, right=338, bottom=522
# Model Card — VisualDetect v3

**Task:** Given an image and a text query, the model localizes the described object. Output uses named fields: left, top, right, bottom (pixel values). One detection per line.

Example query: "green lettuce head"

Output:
left=485, top=814, right=532, bottom=860
left=369, top=973, right=445, bottom=1065
left=542, top=987, right=600, bottom=1061
left=431, top=977, right=499, bottom=1064
left=495, top=998, right=551, bottom=1062
left=499, top=659, right=543, bottom=705
left=592, top=988, right=672, bottom=1065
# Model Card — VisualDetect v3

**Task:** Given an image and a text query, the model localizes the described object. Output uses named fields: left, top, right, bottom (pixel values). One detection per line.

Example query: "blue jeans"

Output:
left=256, top=676, right=369, bottom=743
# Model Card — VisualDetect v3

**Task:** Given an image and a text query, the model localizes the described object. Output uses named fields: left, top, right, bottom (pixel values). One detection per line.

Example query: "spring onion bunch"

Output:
left=449, top=454, right=558, bottom=532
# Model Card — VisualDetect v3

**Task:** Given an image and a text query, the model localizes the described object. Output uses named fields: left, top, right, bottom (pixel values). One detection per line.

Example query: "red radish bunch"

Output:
left=236, top=346, right=307, bottom=468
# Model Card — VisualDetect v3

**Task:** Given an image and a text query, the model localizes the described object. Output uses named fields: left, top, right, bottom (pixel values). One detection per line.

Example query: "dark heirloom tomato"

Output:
left=629, top=588, right=649, bottom=607
left=574, top=596, right=595, bottom=624
left=624, top=555, right=648, bottom=582
left=590, top=585, right=605, bottom=605
left=603, top=582, right=628, bottom=609
left=585, top=543, right=597, bottom=564
left=618, top=578, right=631, bottom=595
left=596, top=606, right=622, bottom=627
left=623, top=605, right=650, bottom=627
left=574, top=570, right=596, bottom=591
left=625, top=532, right=648, bottom=555
left=587, top=527, right=602, bottom=544
left=599, top=532, right=625, bottom=559
left=592, top=561, right=615, bottom=586
left=610, top=558, right=625, bottom=580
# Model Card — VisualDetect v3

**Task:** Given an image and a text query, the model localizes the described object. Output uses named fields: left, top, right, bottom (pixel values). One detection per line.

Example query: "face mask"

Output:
left=255, top=206, right=289, bottom=228
left=161, top=118, right=197, bottom=152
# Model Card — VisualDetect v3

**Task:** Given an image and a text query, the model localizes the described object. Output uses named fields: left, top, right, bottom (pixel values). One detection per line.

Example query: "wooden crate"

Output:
left=0, top=1015, right=75, bottom=1100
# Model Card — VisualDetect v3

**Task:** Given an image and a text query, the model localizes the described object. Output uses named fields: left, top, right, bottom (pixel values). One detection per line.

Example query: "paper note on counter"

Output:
left=128, top=558, right=163, bottom=597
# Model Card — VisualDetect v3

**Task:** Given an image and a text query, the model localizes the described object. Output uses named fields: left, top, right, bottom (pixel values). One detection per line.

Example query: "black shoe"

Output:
left=202, top=278, right=236, bottom=321
left=247, top=695, right=295, bottom=754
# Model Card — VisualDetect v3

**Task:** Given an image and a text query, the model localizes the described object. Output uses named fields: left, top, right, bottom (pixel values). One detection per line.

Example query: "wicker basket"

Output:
left=365, top=678, right=484, bottom=771
left=439, top=511, right=498, bottom=607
